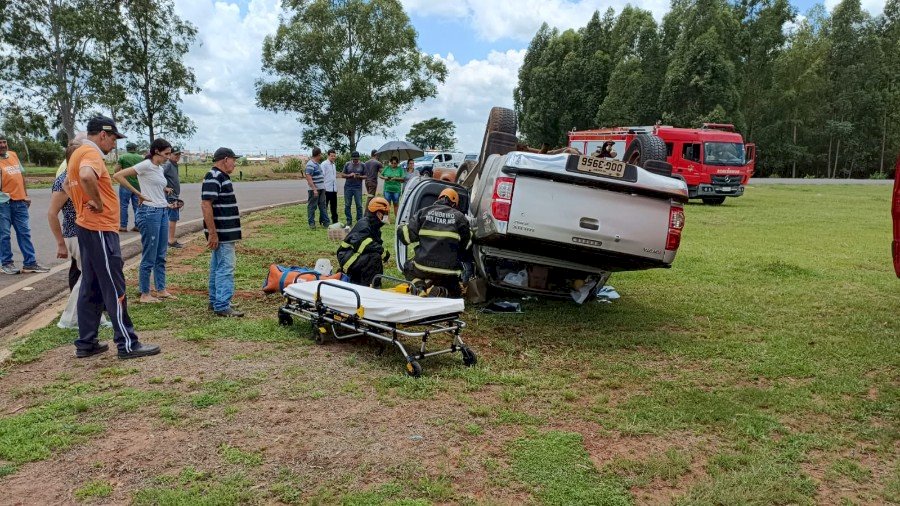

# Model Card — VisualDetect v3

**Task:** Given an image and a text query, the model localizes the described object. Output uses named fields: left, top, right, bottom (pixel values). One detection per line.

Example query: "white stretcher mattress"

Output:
left=284, top=280, right=465, bottom=323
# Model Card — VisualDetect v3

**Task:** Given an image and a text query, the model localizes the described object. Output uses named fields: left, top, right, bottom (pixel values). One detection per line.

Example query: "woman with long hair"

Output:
left=113, top=138, right=176, bottom=303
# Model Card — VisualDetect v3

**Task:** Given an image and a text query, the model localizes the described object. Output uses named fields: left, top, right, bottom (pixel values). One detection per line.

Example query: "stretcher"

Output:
left=278, top=277, right=476, bottom=377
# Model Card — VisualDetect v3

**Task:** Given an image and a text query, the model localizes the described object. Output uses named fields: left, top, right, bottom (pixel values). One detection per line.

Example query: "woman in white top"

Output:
left=113, top=138, right=176, bottom=303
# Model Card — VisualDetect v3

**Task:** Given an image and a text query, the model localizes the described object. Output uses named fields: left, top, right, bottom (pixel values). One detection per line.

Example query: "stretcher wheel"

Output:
left=460, top=346, right=477, bottom=367
left=278, top=310, right=293, bottom=326
left=313, top=326, right=328, bottom=345
left=406, top=360, right=422, bottom=378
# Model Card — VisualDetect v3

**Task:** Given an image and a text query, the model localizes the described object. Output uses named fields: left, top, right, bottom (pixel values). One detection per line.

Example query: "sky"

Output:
left=170, top=0, right=886, bottom=156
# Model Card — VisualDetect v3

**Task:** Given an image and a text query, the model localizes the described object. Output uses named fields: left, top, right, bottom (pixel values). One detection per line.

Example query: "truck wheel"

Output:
left=456, top=160, right=474, bottom=185
left=623, top=134, right=667, bottom=166
left=473, top=107, right=518, bottom=184
left=702, top=197, right=726, bottom=205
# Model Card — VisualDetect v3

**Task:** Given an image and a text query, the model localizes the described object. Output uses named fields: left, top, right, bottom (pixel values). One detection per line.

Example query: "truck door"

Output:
left=745, top=144, right=756, bottom=176
left=395, top=179, right=470, bottom=272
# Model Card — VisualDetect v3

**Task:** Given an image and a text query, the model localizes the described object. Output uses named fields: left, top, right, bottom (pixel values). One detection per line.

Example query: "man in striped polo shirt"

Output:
left=201, top=147, right=243, bottom=317
left=304, top=147, right=330, bottom=229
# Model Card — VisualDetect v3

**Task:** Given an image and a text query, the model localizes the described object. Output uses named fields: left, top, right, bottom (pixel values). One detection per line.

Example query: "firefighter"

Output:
left=594, top=141, right=617, bottom=159
left=397, top=188, right=471, bottom=297
left=337, top=197, right=391, bottom=287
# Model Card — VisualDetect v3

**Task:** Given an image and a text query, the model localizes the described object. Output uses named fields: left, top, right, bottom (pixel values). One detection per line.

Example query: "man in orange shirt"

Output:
left=0, top=135, right=49, bottom=274
left=66, top=116, right=160, bottom=359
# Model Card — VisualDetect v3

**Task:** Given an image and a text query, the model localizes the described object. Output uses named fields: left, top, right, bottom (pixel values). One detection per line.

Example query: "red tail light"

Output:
left=491, top=176, right=515, bottom=222
left=666, top=205, right=685, bottom=251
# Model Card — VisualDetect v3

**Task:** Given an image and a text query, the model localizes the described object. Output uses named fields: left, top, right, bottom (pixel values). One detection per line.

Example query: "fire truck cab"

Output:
left=569, top=123, right=756, bottom=205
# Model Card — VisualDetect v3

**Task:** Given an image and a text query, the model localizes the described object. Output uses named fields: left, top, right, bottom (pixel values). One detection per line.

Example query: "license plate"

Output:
left=720, top=187, right=732, bottom=192
left=576, top=156, right=626, bottom=179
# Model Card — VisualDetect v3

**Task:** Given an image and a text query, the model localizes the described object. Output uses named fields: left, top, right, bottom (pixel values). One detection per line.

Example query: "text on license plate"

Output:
left=577, top=156, right=626, bottom=178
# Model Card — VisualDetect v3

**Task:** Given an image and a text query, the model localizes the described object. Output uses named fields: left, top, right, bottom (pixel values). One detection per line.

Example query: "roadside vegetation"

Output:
left=0, top=185, right=896, bottom=504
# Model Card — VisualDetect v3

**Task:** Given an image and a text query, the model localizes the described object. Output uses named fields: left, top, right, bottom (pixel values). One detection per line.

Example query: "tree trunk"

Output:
left=833, top=139, right=841, bottom=179
left=791, top=122, right=797, bottom=179
left=827, top=135, right=833, bottom=178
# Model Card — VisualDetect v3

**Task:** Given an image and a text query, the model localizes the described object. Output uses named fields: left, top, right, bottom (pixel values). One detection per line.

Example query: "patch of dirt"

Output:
left=0, top=333, right=533, bottom=504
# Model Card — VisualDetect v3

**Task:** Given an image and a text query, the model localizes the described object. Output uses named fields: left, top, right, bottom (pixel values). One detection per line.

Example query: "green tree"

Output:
left=0, top=0, right=116, bottom=142
left=406, top=117, right=456, bottom=150
left=0, top=105, right=51, bottom=163
left=117, top=0, right=199, bottom=143
left=877, top=0, right=900, bottom=173
left=257, top=0, right=446, bottom=152
left=595, top=6, right=663, bottom=126
left=658, top=0, right=743, bottom=128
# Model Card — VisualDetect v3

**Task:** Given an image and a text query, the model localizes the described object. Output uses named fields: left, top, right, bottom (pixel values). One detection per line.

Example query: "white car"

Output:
left=413, top=151, right=465, bottom=178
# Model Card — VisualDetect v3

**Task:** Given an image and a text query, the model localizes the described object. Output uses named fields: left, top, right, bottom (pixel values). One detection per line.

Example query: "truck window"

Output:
left=434, top=154, right=443, bottom=162
left=704, top=142, right=745, bottom=166
left=665, top=143, right=673, bottom=157
left=682, top=143, right=701, bottom=162
left=445, top=154, right=453, bottom=161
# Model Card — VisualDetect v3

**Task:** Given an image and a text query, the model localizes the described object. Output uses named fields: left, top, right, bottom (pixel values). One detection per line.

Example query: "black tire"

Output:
left=311, top=322, right=328, bottom=344
left=702, top=197, right=726, bottom=205
left=460, top=346, right=477, bottom=367
left=277, top=310, right=293, bottom=326
left=406, top=360, right=422, bottom=378
left=456, top=160, right=474, bottom=185
left=623, top=134, right=667, bottom=167
left=473, top=107, right=518, bottom=183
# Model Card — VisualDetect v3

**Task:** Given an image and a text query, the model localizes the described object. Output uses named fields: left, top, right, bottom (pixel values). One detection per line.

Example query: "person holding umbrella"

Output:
left=379, top=156, right=406, bottom=215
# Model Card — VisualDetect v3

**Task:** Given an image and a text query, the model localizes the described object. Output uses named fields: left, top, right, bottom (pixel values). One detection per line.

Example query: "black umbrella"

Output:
left=375, top=140, right=424, bottom=162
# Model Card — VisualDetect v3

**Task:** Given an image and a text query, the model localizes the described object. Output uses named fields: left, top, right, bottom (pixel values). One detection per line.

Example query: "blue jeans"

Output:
left=119, top=186, right=139, bottom=228
left=307, top=190, right=330, bottom=227
left=209, top=241, right=236, bottom=312
left=135, top=206, right=168, bottom=293
left=344, top=187, right=363, bottom=225
left=0, top=200, right=37, bottom=266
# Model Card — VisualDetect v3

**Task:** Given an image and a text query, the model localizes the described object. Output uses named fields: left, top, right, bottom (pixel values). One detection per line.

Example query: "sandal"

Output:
left=156, top=292, right=178, bottom=300
left=139, top=296, right=161, bottom=304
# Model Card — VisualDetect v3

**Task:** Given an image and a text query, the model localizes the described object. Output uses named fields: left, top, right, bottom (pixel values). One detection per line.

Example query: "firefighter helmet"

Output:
left=367, top=197, right=390, bottom=214
left=438, top=188, right=459, bottom=206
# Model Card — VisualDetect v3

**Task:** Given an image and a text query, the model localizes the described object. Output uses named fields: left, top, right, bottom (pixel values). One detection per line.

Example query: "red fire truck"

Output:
left=568, top=123, right=756, bottom=205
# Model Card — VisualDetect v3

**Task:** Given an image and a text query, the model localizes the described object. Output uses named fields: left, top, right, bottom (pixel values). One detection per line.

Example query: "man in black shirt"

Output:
left=363, top=149, right=382, bottom=198
left=201, top=147, right=243, bottom=317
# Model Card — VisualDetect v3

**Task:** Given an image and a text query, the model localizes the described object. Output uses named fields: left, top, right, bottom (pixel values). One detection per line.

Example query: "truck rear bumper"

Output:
left=689, top=184, right=745, bottom=198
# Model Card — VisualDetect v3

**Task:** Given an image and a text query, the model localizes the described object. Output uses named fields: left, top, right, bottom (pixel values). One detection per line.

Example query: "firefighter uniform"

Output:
left=337, top=213, right=389, bottom=287
left=397, top=196, right=471, bottom=297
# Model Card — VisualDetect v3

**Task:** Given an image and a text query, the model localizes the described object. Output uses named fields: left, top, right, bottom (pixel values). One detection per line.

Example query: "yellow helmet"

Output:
left=367, top=196, right=390, bottom=214
left=438, top=188, right=459, bottom=206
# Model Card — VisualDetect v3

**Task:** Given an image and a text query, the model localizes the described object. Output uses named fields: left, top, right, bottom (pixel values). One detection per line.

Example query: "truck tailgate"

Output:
left=507, top=177, right=671, bottom=261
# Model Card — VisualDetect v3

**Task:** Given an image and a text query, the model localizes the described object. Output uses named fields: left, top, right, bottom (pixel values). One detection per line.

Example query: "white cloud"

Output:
left=402, top=0, right=671, bottom=42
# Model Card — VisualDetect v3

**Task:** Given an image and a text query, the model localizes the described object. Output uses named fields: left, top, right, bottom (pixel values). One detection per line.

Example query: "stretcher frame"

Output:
left=278, top=277, right=476, bottom=377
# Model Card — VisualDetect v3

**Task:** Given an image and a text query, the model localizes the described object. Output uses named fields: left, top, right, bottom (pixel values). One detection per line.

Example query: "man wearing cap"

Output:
left=0, top=134, right=49, bottom=275
left=364, top=149, right=382, bottom=198
left=66, top=116, right=161, bottom=359
left=163, top=146, right=183, bottom=248
left=115, top=142, right=143, bottom=232
left=202, top=147, right=244, bottom=317
left=342, top=151, right=366, bottom=225
left=304, top=147, right=329, bottom=229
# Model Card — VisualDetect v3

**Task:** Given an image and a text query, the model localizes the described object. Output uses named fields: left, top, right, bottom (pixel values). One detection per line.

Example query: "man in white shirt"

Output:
left=321, top=149, right=339, bottom=224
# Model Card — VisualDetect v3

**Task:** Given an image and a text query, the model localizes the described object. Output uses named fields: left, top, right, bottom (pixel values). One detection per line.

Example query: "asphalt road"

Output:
left=0, top=179, right=314, bottom=294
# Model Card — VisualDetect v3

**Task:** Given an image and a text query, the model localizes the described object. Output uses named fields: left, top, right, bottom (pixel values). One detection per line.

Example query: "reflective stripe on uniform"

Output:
left=412, top=261, right=461, bottom=275
left=419, top=229, right=460, bottom=241
left=341, top=237, right=373, bottom=271
left=401, top=225, right=412, bottom=244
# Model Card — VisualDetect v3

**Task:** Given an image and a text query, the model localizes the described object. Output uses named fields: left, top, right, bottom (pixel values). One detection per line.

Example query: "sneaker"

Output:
left=118, top=343, right=161, bottom=360
left=119, top=227, right=128, bottom=232
left=168, top=241, right=184, bottom=248
left=1, top=264, right=20, bottom=275
left=100, top=320, right=113, bottom=329
left=309, top=225, right=317, bottom=230
left=215, top=308, right=245, bottom=318
left=130, top=226, right=139, bottom=232
left=76, top=342, right=109, bottom=358
left=22, top=264, right=50, bottom=273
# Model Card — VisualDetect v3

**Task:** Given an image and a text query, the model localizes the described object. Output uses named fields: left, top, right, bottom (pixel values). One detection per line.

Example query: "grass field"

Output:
left=0, top=185, right=897, bottom=504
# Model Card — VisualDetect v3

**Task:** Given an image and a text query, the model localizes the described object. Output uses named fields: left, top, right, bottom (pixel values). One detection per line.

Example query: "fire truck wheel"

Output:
left=702, top=197, right=726, bottom=205
left=623, top=133, right=667, bottom=167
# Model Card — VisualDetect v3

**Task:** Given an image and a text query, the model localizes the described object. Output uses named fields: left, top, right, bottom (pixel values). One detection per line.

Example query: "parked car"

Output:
left=397, top=107, right=688, bottom=300
left=413, top=151, right=465, bottom=179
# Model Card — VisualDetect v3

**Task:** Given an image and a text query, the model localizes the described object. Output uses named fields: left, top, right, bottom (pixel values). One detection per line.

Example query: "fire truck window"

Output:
left=682, top=143, right=699, bottom=162
left=666, top=143, right=673, bottom=157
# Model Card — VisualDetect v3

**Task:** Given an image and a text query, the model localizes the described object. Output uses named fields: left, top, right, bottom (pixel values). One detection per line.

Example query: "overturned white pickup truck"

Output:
left=396, top=107, right=688, bottom=301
